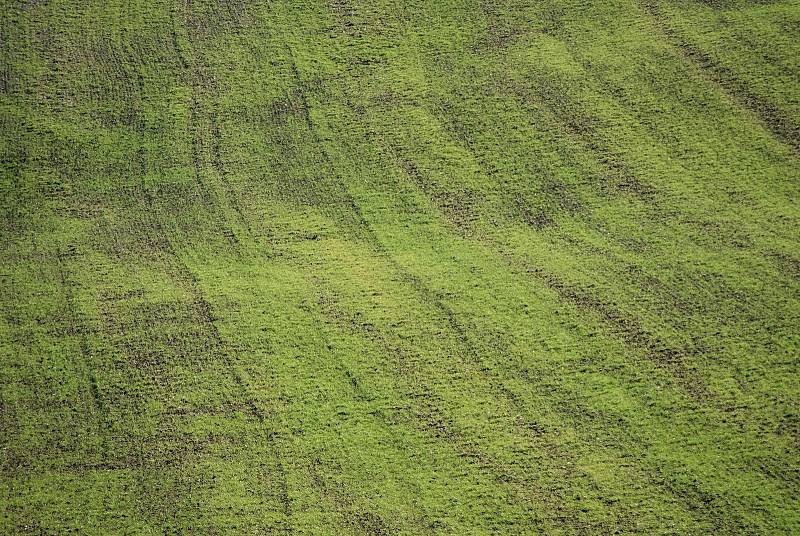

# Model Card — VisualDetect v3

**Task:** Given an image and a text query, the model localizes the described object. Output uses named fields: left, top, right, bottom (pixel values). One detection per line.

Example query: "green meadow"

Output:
left=1, top=0, right=798, bottom=533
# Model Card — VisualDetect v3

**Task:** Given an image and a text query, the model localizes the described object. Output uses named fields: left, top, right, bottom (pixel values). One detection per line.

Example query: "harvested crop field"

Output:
left=1, top=0, right=799, bottom=533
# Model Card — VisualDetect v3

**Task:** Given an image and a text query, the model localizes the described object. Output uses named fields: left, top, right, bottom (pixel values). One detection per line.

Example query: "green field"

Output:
left=1, top=0, right=799, bottom=533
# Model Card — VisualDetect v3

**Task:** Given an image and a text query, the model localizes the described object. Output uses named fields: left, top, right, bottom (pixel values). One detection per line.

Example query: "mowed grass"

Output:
left=1, top=0, right=799, bottom=533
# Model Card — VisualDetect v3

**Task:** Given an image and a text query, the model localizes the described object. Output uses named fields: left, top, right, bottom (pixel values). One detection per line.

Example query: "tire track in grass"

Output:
left=21, top=10, right=182, bottom=528
left=374, top=108, right=714, bottom=403
left=277, top=39, right=568, bottom=528
left=335, top=188, right=756, bottom=531
left=54, top=246, right=105, bottom=425
left=278, top=43, right=489, bottom=534
left=209, top=115, right=253, bottom=240
left=639, top=0, right=799, bottom=152
left=465, top=0, right=660, bottom=210
left=296, top=294, right=444, bottom=534
left=189, top=290, right=293, bottom=535
left=285, top=42, right=734, bottom=528
left=278, top=46, right=520, bottom=534
left=310, top=229, right=760, bottom=531
left=476, top=0, right=799, bottom=248
left=110, top=207, right=294, bottom=531
left=315, top=291, right=561, bottom=533
left=344, top=91, right=784, bottom=529
left=179, top=56, right=293, bottom=536
left=284, top=43, right=557, bottom=467
left=13, top=14, right=172, bottom=528
left=499, top=17, right=800, bottom=307
left=385, top=120, right=795, bottom=529
left=99, top=4, right=293, bottom=530
left=492, top=78, right=659, bottom=205
left=441, top=4, right=800, bottom=505
left=94, top=209, right=217, bottom=527
left=298, top=132, right=691, bottom=531
left=376, top=90, right=692, bottom=398
left=180, top=19, right=424, bottom=526
left=166, top=10, right=225, bottom=232
left=518, top=261, right=712, bottom=400
left=344, top=195, right=558, bottom=417
left=306, top=453, right=395, bottom=535
left=361, top=35, right=717, bottom=404
left=173, top=1, right=230, bottom=222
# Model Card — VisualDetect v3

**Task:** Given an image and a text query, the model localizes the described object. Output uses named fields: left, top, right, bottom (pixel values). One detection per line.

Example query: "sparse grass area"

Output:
left=1, top=0, right=798, bottom=534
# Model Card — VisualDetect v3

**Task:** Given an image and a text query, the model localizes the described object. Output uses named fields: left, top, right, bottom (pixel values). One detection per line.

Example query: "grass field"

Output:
left=1, top=0, right=799, bottom=533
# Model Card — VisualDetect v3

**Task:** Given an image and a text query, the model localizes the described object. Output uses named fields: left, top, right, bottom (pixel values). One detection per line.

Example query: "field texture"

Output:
left=1, top=0, right=799, bottom=533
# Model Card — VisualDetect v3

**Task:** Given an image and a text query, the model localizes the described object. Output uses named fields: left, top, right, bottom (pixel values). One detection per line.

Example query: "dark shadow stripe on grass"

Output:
left=639, top=0, right=799, bottom=153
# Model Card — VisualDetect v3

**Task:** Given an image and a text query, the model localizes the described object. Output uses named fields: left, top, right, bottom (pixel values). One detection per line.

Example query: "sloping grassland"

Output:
left=1, top=0, right=799, bottom=533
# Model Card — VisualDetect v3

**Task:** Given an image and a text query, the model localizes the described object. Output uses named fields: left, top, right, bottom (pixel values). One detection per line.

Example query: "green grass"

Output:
left=1, top=0, right=799, bottom=533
